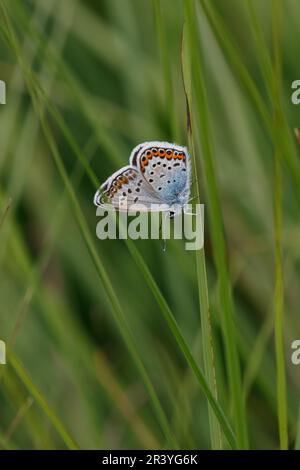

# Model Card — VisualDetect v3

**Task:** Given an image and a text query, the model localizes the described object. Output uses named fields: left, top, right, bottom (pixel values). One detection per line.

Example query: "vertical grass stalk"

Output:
left=184, top=0, right=249, bottom=449
left=181, top=18, right=222, bottom=450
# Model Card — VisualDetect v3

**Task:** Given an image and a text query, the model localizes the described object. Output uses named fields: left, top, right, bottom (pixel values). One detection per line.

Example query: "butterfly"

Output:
left=94, top=141, right=191, bottom=216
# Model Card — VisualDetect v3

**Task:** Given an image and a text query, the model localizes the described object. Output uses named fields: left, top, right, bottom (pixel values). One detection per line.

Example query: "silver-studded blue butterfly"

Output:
left=94, top=141, right=191, bottom=215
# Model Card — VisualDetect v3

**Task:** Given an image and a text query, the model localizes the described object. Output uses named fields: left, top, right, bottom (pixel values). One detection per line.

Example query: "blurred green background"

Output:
left=0, top=0, right=300, bottom=450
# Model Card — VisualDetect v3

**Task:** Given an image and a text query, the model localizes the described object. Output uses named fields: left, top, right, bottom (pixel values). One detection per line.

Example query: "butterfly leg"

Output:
left=183, top=205, right=202, bottom=216
left=160, top=211, right=170, bottom=252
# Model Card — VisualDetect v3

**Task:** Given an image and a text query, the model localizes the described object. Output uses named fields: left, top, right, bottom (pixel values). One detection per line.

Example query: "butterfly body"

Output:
left=94, top=141, right=191, bottom=215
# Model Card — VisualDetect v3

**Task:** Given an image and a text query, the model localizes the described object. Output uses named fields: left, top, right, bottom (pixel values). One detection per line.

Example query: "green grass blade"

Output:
left=0, top=198, right=11, bottom=230
left=184, top=0, right=249, bottom=449
left=9, top=352, right=79, bottom=449
left=243, top=309, right=274, bottom=399
left=245, top=0, right=273, bottom=96
left=124, top=240, right=236, bottom=448
left=198, top=0, right=271, bottom=129
left=181, top=18, right=222, bottom=450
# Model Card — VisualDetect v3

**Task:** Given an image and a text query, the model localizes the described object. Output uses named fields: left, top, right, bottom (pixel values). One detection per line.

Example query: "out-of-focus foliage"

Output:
left=0, top=0, right=300, bottom=450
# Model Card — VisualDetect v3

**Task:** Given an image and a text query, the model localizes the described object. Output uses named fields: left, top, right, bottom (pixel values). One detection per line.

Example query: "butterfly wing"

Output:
left=130, top=141, right=191, bottom=205
left=94, top=165, right=164, bottom=212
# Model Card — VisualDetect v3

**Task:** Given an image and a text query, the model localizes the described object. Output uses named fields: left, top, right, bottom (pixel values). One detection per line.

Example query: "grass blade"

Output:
left=0, top=198, right=11, bottom=229
left=184, top=0, right=249, bottom=449
left=9, top=352, right=79, bottom=449
left=95, top=351, right=160, bottom=449
left=181, top=17, right=222, bottom=450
